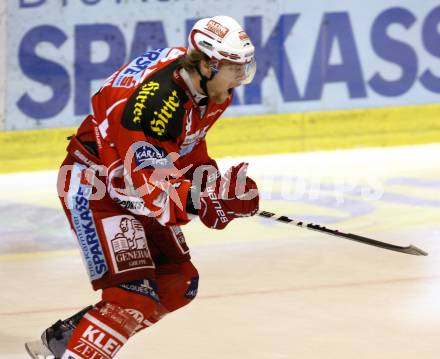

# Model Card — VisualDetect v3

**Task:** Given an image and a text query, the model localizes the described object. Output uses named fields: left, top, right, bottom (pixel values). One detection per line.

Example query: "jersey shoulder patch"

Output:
left=122, top=61, right=188, bottom=141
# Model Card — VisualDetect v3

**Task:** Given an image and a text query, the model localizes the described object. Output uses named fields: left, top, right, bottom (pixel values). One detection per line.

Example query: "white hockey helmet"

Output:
left=188, top=16, right=256, bottom=85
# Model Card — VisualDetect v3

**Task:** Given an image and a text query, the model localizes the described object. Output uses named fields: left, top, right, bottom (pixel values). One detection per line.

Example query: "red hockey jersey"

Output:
left=70, top=47, right=231, bottom=227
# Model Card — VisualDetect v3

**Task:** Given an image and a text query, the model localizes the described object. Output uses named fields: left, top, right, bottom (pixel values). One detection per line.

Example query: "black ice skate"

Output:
left=25, top=305, right=92, bottom=359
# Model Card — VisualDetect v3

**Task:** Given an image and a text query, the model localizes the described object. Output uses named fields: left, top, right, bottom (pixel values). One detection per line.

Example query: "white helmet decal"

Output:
left=205, top=19, right=230, bottom=39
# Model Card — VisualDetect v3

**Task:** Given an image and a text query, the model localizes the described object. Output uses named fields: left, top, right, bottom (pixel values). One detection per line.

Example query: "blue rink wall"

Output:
left=1, top=0, right=440, bottom=130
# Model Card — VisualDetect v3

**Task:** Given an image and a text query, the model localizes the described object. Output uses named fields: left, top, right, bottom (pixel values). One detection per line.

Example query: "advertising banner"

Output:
left=5, top=0, right=440, bottom=129
left=0, top=1, right=6, bottom=130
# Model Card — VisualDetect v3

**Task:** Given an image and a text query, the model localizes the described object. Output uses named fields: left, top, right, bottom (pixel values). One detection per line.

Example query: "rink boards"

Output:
left=1, top=103, right=440, bottom=173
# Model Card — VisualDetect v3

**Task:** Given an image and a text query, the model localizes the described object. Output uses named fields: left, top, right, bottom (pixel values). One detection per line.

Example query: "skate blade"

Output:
left=25, top=340, right=55, bottom=359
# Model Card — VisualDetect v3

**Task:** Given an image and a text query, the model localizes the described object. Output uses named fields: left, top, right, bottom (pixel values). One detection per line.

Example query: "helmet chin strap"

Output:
left=195, top=64, right=216, bottom=96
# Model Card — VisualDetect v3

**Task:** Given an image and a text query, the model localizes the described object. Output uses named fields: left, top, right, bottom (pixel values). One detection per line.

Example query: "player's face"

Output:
left=217, top=62, right=247, bottom=88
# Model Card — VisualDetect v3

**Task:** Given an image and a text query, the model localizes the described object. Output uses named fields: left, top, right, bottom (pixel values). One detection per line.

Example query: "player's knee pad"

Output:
left=156, top=261, right=199, bottom=312
left=181, top=261, right=199, bottom=301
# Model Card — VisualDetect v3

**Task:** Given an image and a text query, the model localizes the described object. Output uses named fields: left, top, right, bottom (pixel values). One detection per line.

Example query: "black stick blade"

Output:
left=403, top=245, right=428, bottom=256
left=257, top=211, right=428, bottom=256
left=340, top=232, right=428, bottom=256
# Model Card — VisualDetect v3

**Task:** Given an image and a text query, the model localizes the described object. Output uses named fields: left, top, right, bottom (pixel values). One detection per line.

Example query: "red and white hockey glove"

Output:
left=197, top=162, right=259, bottom=230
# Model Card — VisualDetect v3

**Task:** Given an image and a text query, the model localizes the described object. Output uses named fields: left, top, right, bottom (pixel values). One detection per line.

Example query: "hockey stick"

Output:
left=257, top=210, right=428, bottom=256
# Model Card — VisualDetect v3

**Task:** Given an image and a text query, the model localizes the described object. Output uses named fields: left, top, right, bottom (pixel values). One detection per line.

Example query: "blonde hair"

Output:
left=179, top=49, right=210, bottom=72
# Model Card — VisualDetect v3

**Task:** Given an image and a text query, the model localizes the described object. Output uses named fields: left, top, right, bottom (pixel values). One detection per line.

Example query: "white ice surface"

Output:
left=1, top=144, right=439, bottom=359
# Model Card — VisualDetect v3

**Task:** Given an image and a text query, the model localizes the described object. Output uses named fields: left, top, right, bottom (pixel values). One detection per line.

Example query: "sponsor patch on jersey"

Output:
left=102, top=215, right=154, bottom=274
left=184, top=277, right=199, bottom=299
left=68, top=163, right=108, bottom=281
left=113, top=197, right=145, bottom=211
left=132, top=81, right=160, bottom=124
left=149, top=89, right=181, bottom=137
left=119, top=279, right=160, bottom=302
left=179, top=126, right=209, bottom=156
left=113, top=48, right=168, bottom=88
left=122, top=60, right=187, bottom=139
left=133, top=142, right=170, bottom=169
left=124, top=308, right=155, bottom=332
left=170, top=225, right=190, bottom=254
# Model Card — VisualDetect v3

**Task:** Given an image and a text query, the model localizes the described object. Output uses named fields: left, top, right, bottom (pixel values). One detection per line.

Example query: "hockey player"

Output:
left=26, top=15, right=259, bottom=359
